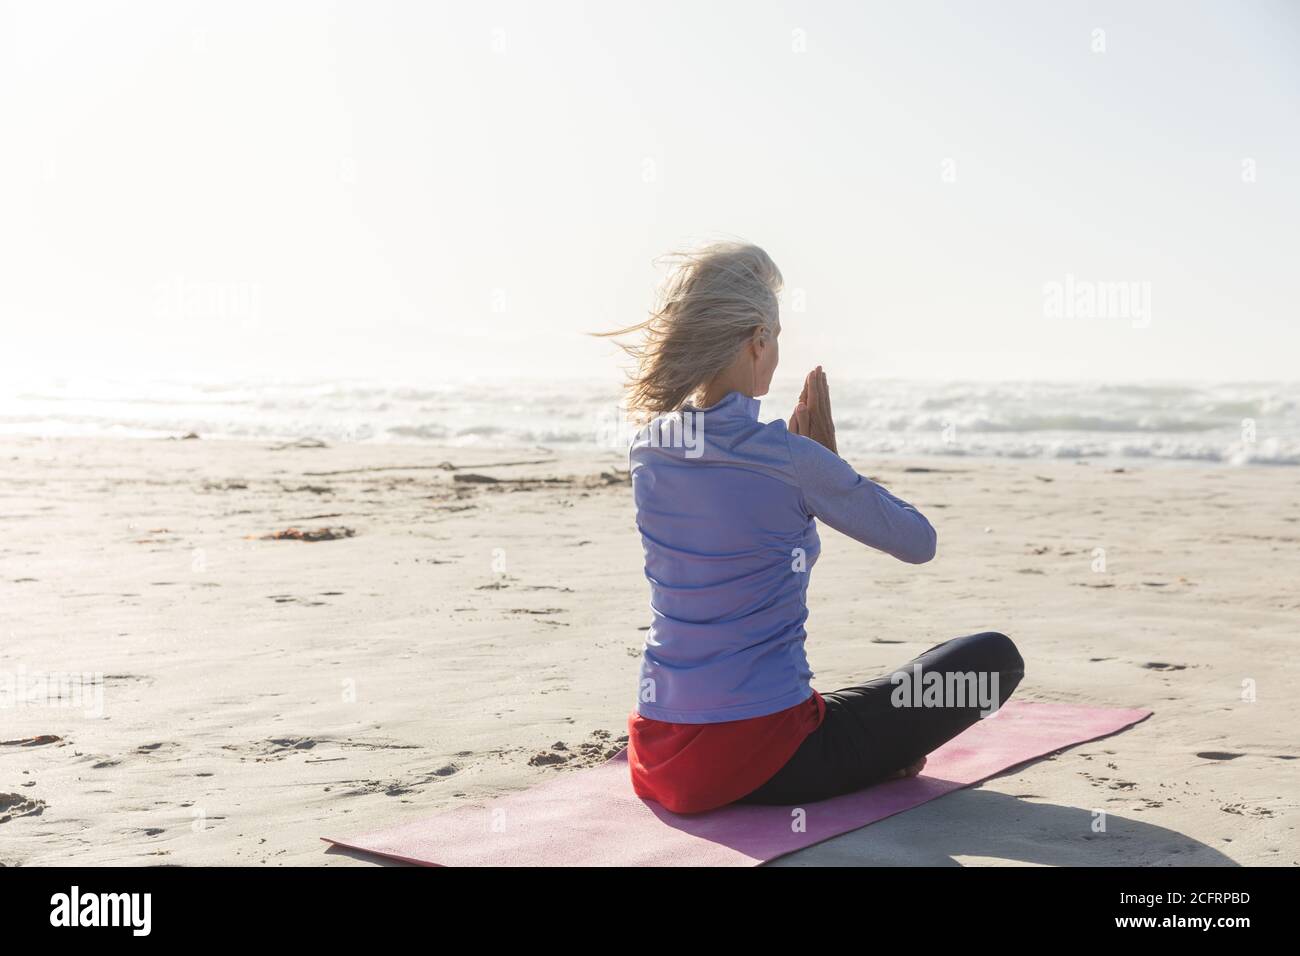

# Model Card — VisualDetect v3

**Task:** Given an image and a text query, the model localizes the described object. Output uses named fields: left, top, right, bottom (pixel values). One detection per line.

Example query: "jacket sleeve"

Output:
left=784, top=428, right=937, bottom=564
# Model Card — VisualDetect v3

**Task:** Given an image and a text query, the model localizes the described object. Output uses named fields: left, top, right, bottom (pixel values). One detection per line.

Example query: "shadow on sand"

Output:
left=766, top=788, right=1238, bottom=866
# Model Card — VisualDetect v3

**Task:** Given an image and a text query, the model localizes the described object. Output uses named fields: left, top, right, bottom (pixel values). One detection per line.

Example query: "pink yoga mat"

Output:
left=324, top=701, right=1151, bottom=866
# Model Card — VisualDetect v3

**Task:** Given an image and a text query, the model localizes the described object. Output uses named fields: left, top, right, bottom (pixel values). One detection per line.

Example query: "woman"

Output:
left=600, top=242, right=1024, bottom=814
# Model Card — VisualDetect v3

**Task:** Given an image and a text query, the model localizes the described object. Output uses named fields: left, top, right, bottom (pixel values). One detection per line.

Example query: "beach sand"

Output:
left=2, top=435, right=1296, bottom=866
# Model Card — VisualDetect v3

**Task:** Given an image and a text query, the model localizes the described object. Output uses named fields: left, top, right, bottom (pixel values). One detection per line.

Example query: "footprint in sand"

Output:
left=0, top=735, right=62, bottom=747
left=137, top=741, right=183, bottom=756
left=528, top=730, right=629, bottom=770
left=0, top=793, right=46, bottom=823
left=345, top=764, right=460, bottom=798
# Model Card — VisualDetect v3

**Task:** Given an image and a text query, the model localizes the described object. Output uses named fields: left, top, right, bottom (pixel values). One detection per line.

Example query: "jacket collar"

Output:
left=682, top=390, right=761, bottom=421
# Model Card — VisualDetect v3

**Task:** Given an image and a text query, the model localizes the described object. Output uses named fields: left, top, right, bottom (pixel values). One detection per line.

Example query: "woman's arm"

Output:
left=784, top=427, right=938, bottom=565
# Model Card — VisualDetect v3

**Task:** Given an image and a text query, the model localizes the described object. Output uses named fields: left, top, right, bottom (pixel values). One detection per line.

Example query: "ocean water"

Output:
left=2, top=377, right=1297, bottom=466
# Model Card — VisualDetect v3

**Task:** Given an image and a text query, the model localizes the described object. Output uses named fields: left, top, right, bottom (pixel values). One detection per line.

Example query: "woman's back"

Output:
left=631, top=391, right=820, bottom=723
left=631, top=390, right=937, bottom=724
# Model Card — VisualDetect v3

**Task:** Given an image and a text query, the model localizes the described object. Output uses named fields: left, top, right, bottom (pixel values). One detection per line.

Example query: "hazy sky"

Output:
left=2, top=0, right=1297, bottom=385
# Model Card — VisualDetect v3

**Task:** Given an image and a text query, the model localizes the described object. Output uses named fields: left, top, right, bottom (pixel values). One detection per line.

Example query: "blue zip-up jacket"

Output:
left=630, top=390, right=937, bottom=723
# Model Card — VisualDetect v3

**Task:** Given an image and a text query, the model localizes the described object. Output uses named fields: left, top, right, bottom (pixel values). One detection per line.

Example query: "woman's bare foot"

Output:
left=887, top=756, right=927, bottom=780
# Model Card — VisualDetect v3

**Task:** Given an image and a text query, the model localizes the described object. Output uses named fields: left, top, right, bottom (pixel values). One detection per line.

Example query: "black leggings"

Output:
left=737, top=631, right=1025, bottom=805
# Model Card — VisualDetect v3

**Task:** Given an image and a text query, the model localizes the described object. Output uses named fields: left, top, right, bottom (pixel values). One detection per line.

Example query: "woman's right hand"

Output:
left=788, top=366, right=838, bottom=455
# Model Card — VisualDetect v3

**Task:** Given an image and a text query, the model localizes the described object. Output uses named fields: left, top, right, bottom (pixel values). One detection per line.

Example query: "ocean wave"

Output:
left=955, top=415, right=1222, bottom=434
left=2, top=377, right=1297, bottom=466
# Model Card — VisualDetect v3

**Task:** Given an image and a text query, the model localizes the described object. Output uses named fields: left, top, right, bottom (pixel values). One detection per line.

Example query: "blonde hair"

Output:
left=596, top=241, right=783, bottom=422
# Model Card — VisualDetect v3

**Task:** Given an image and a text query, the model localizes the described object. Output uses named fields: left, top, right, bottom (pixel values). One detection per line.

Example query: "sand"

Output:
left=1, top=435, right=1296, bottom=866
